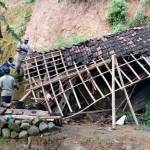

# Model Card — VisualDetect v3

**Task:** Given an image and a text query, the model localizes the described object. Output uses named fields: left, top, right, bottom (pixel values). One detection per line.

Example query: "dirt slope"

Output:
left=25, top=0, right=149, bottom=49
left=25, top=0, right=110, bottom=48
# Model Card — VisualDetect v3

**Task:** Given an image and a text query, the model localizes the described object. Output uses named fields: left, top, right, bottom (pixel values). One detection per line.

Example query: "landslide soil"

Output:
left=25, top=0, right=110, bottom=48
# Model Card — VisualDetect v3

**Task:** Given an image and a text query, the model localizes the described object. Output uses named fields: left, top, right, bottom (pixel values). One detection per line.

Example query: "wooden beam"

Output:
left=115, top=58, right=139, bottom=126
left=111, top=54, right=116, bottom=129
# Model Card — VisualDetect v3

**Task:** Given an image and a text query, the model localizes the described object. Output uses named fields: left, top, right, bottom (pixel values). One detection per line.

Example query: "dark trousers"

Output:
left=1, top=96, right=11, bottom=103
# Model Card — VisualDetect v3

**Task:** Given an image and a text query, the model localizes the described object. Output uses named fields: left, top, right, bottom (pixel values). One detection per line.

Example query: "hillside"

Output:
left=25, top=0, right=110, bottom=49
left=25, top=0, right=149, bottom=49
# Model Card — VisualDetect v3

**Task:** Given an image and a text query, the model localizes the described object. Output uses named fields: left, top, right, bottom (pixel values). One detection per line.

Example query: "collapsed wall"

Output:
left=23, top=25, right=150, bottom=118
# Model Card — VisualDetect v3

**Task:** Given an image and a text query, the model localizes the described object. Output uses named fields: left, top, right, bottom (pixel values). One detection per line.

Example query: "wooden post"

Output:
left=111, top=54, right=116, bottom=129
left=115, top=58, right=139, bottom=126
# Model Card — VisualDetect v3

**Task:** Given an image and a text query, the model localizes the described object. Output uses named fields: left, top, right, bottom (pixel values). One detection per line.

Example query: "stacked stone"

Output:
left=0, top=117, right=56, bottom=139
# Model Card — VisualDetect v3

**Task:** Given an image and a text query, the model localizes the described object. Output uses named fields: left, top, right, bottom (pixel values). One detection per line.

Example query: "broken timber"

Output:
left=22, top=25, right=150, bottom=123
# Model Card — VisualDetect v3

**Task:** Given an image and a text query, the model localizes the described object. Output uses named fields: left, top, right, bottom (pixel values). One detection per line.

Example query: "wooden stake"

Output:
left=111, top=54, right=116, bottom=129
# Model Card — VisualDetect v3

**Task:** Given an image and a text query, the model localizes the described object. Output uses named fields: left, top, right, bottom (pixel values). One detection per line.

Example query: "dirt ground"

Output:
left=3, top=122, right=150, bottom=150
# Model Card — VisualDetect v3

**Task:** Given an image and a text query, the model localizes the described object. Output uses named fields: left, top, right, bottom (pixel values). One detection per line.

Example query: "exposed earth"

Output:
left=2, top=123, right=150, bottom=150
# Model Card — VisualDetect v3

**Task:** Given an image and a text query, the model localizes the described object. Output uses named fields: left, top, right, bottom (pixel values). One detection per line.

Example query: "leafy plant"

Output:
left=117, top=101, right=150, bottom=125
left=107, top=0, right=127, bottom=26
left=140, top=0, right=150, bottom=5
left=128, top=11, right=148, bottom=27
left=112, top=23, right=127, bottom=33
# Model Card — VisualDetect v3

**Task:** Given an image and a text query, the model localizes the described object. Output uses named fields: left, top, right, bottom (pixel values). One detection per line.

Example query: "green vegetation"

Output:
left=25, top=0, right=36, bottom=4
left=0, top=0, right=33, bottom=63
left=0, top=138, right=8, bottom=150
left=107, top=0, right=127, bottom=26
left=107, top=0, right=127, bottom=33
left=54, top=33, right=87, bottom=48
left=140, top=0, right=150, bottom=5
left=128, top=11, right=148, bottom=27
left=118, top=101, right=150, bottom=125
left=112, top=23, right=127, bottom=33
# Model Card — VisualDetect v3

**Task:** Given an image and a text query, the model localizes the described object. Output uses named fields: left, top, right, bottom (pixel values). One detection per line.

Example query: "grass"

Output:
left=140, top=0, right=150, bottom=5
left=112, top=23, right=127, bottom=33
left=54, top=33, right=87, bottom=49
left=0, top=138, right=8, bottom=150
left=117, top=101, right=150, bottom=126
left=128, top=10, right=148, bottom=27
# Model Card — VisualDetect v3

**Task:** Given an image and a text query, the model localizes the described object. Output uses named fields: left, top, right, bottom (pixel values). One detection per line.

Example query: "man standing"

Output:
left=15, top=36, right=32, bottom=75
left=0, top=68, right=18, bottom=107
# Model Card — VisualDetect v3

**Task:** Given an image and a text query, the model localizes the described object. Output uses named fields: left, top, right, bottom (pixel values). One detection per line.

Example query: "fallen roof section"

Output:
left=22, top=25, right=150, bottom=122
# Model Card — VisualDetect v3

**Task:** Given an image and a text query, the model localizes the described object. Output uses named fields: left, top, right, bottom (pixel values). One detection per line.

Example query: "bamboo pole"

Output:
left=42, top=54, right=64, bottom=116
left=115, top=58, right=139, bottom=126
left=19, top=91, right=31, bottom=101
left=34, top=58, right=52, bottom=113
left=60, top=51, right=81, bottom=109
left=123, top=58, right=141, bottom=80
left=111, top=54, right=116, bottom=129
left=51, top=53, right=73, bottom=112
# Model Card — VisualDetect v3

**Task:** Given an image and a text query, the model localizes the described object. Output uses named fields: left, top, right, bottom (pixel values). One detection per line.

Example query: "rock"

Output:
left=48, top=122, right=55, bottom=129
left=8, top=122, right=20, bottom=132
left=39, top=122, right=48, bottom=132
left=15, top=120, right=21, bottom=125
left=2, top=128, right=10, bottom=138
left=0, top=118, right=7, bottom=128
left=22, top=120, right=32, bottom=124
left=21, top=123, right=30, bottom=130
left=11, top=131, right=18, bottom=138
left=32, top=116, right=41, bottom=126
left=28, top=126, right=39, bottom=136
left=19, top=130, right=28, bottom=138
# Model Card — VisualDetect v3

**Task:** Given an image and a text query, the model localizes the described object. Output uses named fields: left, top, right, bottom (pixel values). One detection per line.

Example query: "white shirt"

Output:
left=0, top=75, right=16, bottom=96
left=16, top=43, right=32, bottom=61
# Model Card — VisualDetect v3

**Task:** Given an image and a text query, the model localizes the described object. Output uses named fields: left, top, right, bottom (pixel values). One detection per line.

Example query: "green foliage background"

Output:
left=0, top=0, right=33, bottom=63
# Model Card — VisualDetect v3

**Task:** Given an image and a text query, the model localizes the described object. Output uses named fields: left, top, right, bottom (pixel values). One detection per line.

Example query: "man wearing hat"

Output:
left=15, top=36, right=33, bottom=75
left=0, top=68, right=18, bottom=107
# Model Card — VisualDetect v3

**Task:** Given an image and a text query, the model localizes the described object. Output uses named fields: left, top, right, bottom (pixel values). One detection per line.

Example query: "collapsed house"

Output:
left=22, top=25, right=150, bottom=123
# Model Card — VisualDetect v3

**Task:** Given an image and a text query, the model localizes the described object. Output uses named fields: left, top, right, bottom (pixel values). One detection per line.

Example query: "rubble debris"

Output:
left=22, top=25, right=150, bottom=121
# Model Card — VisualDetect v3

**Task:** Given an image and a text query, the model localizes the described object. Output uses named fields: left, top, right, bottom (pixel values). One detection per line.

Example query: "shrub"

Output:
left=107, top=0, right=127, bottom=25
left=112, top=23, right=127, bottom=33
left=128, top=11, right=147, bottom=27
left=140, top=0, right=150, bottom=5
